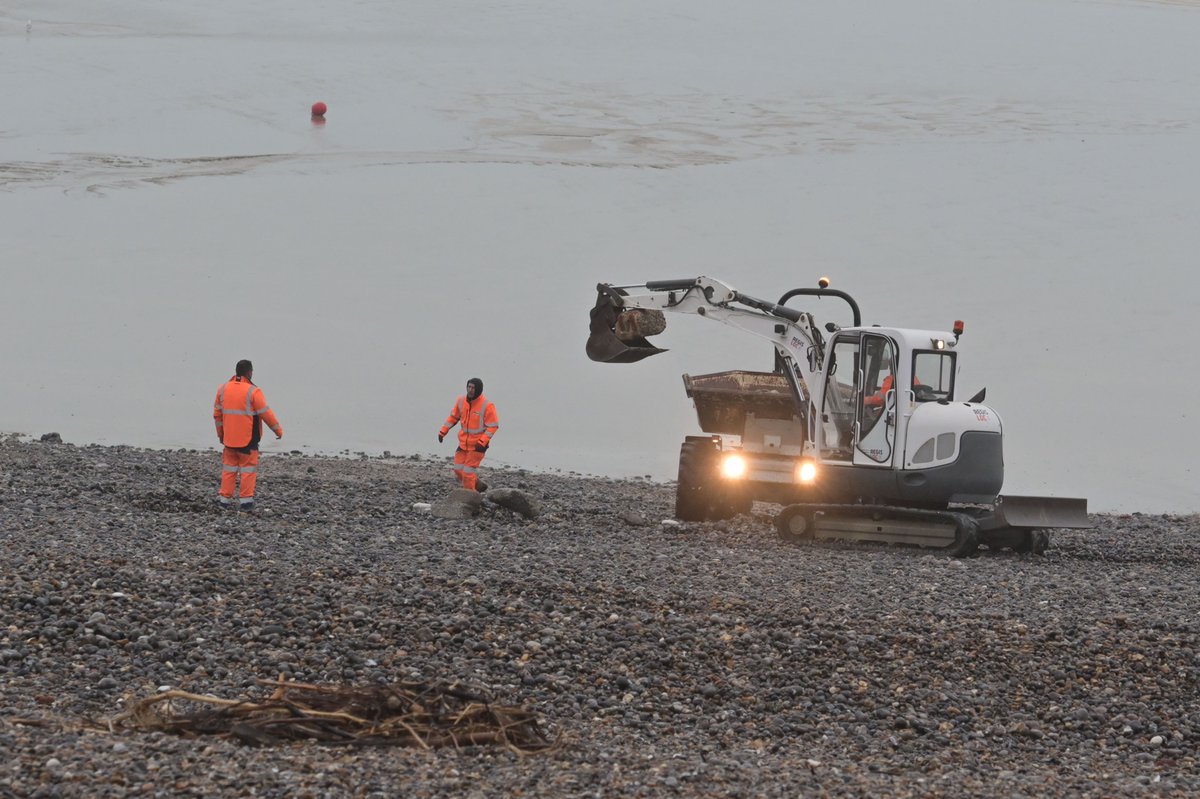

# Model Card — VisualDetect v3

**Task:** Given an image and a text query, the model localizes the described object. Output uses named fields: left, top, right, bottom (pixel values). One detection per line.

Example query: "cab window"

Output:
left=912, top=351, right=955, bottom=401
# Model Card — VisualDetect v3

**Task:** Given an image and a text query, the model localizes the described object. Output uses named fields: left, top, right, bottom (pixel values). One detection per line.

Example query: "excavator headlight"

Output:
left=795, top=460, right=817, bottom=484
left=932, top=339, right=946, bottom=350
left=720, top=453, right=748, bottom=480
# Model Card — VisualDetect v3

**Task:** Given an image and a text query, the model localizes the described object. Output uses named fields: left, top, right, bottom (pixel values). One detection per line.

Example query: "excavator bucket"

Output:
left=586, top=293, right=668, bottom=364
left=994, top=495, right=1092, bottom=530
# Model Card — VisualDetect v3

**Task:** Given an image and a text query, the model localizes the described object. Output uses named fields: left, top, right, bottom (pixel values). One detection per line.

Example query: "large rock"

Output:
left=614, top=309, right=666, bottom=341
left=431, top=488, right=483, bottom=519
left=484, top=488, right=541, bottom=519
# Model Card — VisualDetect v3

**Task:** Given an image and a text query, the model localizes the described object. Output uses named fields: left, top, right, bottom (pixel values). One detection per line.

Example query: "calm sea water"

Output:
left=2, top=0, right=1197, bottom=513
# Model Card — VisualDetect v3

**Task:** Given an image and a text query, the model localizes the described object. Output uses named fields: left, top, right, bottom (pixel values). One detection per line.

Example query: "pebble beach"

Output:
left=2, top=435, right=1198, bottom=798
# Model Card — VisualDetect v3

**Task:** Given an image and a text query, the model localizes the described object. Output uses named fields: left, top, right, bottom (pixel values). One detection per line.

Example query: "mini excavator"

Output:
left=587, top=276, right=1089, bottom=555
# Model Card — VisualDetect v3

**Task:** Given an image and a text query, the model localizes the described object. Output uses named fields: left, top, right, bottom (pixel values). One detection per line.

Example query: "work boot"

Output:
left=214, top=497, right=233, bottom=511
left=474, top=480, right=488, bottom=493
left=238, top=501, right=256, bottom=514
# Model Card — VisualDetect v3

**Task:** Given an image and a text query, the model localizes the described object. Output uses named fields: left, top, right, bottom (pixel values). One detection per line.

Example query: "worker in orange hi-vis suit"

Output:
left=438, top=377, right=499, bottom=492
left=213, top=359, right=282, bottom=512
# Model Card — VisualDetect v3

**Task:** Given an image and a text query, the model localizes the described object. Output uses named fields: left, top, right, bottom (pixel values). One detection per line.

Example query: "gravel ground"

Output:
left=2, top=435, right=1198, bottom=798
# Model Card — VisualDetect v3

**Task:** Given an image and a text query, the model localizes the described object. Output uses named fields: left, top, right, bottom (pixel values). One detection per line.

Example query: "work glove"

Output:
left=275, top=429, right=283, bottom=440
left=438, top=433, right=445, bottom=443
left=474, top=442, right=489, bottom=453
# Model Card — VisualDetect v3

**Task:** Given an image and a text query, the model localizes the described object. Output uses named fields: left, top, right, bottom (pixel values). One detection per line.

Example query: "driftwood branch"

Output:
left=99, top=677, right=560, bottom=755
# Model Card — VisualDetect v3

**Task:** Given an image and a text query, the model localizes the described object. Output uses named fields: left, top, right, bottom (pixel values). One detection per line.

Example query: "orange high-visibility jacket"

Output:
left=864, top=374, right=897, bottom=408
left=213, top=376, right=282, bottom=450
left=865, top=374, right=922, bottom=407
left=440, top=394, right=499, bottom=449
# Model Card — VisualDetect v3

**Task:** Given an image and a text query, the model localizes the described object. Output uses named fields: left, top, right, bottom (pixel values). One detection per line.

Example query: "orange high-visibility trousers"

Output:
left=220, top=448, right=260, bottom=506
left=452, top=448, right=486, bottom=491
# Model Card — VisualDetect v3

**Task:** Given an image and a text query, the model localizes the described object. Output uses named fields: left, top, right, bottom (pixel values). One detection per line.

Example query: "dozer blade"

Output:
left=994, top=495, right=1092, bottom=530
left=586, top=293, right=668, bottom=364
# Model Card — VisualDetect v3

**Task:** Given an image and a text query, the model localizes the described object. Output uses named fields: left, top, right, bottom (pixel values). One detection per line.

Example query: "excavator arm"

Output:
left=587, top=277, right=830, bottom=388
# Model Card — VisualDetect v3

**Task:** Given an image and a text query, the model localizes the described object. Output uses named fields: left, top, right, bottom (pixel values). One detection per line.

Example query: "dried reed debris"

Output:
left=106, top=676, right=560, bottom=754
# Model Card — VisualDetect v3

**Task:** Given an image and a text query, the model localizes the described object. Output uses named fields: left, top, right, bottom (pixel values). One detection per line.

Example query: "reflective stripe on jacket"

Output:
left=213, top=376, right=282, bottom=450
left=439, top=394, right=499, bottom=448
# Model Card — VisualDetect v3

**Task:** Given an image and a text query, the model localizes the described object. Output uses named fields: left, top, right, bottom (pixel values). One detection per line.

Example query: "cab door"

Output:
left=819, top=334, right=860, bottom=461
left=853, top=334, right=897, bottom=467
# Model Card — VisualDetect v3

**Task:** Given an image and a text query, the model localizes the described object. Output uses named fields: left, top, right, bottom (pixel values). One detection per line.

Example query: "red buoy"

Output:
left=311, top=101, right=327, bottom=117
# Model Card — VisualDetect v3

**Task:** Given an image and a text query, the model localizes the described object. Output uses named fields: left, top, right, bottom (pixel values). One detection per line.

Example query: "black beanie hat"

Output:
left=467, top=377, right=483, bottom=396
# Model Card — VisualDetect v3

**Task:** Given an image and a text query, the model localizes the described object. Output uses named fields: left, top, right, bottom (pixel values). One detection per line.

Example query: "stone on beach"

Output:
left=430, top=487, right=482, bottom=518
left=484, top=487, right=541, bottom=519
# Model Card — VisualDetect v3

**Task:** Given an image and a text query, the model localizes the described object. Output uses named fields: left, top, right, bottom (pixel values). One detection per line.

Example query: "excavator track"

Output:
left=775, top=503, right=980, bottom=557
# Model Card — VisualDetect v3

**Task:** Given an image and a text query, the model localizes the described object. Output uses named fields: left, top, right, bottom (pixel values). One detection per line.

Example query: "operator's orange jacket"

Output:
left=440, top=394, right=499, bottom=449
left=865, top=374, right=921, bottom=407
left=213, top=376, right=282, bottom=451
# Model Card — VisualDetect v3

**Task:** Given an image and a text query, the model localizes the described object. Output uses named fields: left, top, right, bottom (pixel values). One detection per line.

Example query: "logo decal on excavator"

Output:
left=974, top=409, right=990, bottom=422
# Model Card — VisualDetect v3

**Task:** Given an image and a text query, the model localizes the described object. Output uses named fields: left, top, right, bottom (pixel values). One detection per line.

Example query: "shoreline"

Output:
left=1, top=429, right=666, bottom=487
left=4, top=429, right=1194, bottom=517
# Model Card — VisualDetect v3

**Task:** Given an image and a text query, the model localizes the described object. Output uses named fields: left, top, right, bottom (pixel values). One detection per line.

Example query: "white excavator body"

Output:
left=587, top=276, right=1088, bottom=555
